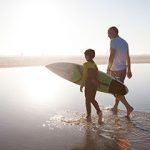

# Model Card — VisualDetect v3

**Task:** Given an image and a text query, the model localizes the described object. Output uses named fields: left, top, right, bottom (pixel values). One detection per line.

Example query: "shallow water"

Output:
left=0, top=64, right=150, bottom=150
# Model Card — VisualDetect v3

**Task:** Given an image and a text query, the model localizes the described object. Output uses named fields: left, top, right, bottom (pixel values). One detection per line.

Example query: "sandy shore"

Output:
left=0, top=61, right=149, bottom=150
left=0, top=55, right=150, bottom=68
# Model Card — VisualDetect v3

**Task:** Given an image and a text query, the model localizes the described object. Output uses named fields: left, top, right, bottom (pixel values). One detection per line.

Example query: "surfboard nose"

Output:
left=46, top=63, right=74, bottom=80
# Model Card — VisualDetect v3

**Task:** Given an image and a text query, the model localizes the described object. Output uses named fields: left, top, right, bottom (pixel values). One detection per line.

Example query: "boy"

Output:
left=80, top=49, right=102, bottom=124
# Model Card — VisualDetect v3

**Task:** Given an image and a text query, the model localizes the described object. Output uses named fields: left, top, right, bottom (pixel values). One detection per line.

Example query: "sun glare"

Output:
left=13, top=1, right=72, bottom=56
left=20, top=66, right=62, bottom=106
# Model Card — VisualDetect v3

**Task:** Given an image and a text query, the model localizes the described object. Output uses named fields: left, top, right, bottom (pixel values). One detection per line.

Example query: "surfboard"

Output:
left=46, top=62, right=128, bottom=95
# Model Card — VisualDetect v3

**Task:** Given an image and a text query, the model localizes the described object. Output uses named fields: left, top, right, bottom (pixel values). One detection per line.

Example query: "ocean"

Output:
left=0, top=64, right=149, bottom=150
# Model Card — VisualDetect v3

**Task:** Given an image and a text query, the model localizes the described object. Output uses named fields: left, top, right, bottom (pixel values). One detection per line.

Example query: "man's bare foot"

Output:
left=110, top=107, right=118, bottom=114
left=98, top=111, right=103, bottom=124
left=126, top=107, right=134, bottom=117
left=86, top=115, right=92, bottom=122
left=125, top=115, right=131, bottom=121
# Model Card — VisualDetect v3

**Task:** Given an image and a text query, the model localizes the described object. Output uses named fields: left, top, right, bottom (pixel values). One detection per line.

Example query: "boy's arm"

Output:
left=80, top=64, right=87, bottom=92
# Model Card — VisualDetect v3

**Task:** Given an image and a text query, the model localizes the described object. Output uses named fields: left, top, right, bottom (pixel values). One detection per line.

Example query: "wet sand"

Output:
left=0, top=108, right=150, bottom=150
left=0, top=57, right=150, bottom=150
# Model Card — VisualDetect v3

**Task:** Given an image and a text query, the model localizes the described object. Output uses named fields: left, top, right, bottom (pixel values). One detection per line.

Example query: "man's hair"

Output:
left=108, top=26, right=119, bottom=34
left=84, top=49, right=95, bottom=59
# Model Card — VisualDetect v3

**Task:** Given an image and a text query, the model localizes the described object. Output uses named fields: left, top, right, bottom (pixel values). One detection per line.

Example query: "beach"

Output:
left=0, top=59, right=150, bottom=150
left=0, top=55, right=150, bottom=67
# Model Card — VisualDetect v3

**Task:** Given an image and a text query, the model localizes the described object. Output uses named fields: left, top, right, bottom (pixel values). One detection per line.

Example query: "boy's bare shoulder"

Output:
left=83, top=62, right=88, bottom=66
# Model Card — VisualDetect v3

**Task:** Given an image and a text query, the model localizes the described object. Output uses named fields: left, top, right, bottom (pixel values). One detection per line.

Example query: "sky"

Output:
left=0, top=0, right=150, bottom=56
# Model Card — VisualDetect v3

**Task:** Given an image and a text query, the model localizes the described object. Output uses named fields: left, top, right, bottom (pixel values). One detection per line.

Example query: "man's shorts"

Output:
left=110, top=69, right=126, bottom=97
left=110, top=69, right=126, bottom=83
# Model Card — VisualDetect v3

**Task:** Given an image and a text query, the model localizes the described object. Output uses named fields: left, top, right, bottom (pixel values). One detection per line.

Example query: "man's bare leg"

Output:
left=111, top=98, right=119, bottom=113
left=120, top=96, right=134, bottom=117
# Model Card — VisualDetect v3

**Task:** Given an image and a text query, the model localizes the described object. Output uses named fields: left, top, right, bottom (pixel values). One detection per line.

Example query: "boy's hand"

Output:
left=80, top=86, right=83, bottom=92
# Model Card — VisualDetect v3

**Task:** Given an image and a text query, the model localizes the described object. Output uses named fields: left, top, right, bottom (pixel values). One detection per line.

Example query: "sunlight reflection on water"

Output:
left=0, top=64, right=150, bottom=150
left=0, top=64, right=150, bottom=112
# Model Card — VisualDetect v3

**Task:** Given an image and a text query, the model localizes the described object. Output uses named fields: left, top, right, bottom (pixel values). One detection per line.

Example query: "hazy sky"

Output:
left=0, top=0, right=150, bottom=56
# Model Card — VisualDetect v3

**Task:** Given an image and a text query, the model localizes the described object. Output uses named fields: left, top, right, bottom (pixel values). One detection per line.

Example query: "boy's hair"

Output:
left=108, top=26, right=119, bottom=34
left=84, top=49, right=95, bottom=59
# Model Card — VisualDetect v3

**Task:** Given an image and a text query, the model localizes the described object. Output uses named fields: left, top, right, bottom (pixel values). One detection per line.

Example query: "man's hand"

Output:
left=107, top=70, right=110, bottom=75
left=127, top=70, right=132, bottom=79
left=107, top=67, right=111, bottom=75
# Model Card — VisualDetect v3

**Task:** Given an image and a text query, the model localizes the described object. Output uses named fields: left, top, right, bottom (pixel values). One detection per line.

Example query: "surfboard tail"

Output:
left=109, top=79, right=129, bottom=95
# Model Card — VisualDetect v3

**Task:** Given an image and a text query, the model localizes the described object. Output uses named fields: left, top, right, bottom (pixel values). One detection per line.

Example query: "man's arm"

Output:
left=107, top=48, right=115, bottom=73
left=126, top=48, right=132, bottom=79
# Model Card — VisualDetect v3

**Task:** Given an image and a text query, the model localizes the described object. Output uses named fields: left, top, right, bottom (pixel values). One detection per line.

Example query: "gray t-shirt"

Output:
left=110, top=36, right=128, bottom=71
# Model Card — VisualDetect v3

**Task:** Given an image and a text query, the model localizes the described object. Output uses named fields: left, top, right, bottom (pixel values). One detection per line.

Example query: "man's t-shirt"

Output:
left=110, top=36, right=128, bottom=71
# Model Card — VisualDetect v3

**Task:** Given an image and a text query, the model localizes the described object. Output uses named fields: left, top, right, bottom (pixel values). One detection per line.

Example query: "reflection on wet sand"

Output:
left=0, top=65, right=150, bottom=150
left=70, top=123, right=120, bottom=150
left=45, top=110, right=147, bottom=150
left=44, top=109, right=150, bottom=150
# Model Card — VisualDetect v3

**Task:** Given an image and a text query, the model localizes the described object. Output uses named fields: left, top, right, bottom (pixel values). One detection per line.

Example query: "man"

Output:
left=107, top=26, right=133, bottom=117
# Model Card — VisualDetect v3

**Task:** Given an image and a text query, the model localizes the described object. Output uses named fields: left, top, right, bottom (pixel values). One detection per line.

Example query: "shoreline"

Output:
left=0, top=55, right=150, bottom=68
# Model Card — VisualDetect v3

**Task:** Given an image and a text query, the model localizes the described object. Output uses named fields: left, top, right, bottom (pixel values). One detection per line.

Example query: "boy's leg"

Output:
left=90, top=89, right=102, bottom=123
left=85, top=98, right=91, bottom=117
left=91, top=99, right=102, bottom=124
left=85, top=100, right=92, bottom=122
left=91, top=100, right=101, bottom=114
left=90, top=89, right=101, bottom=114
left=85, top=88, right=92, bottom=122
